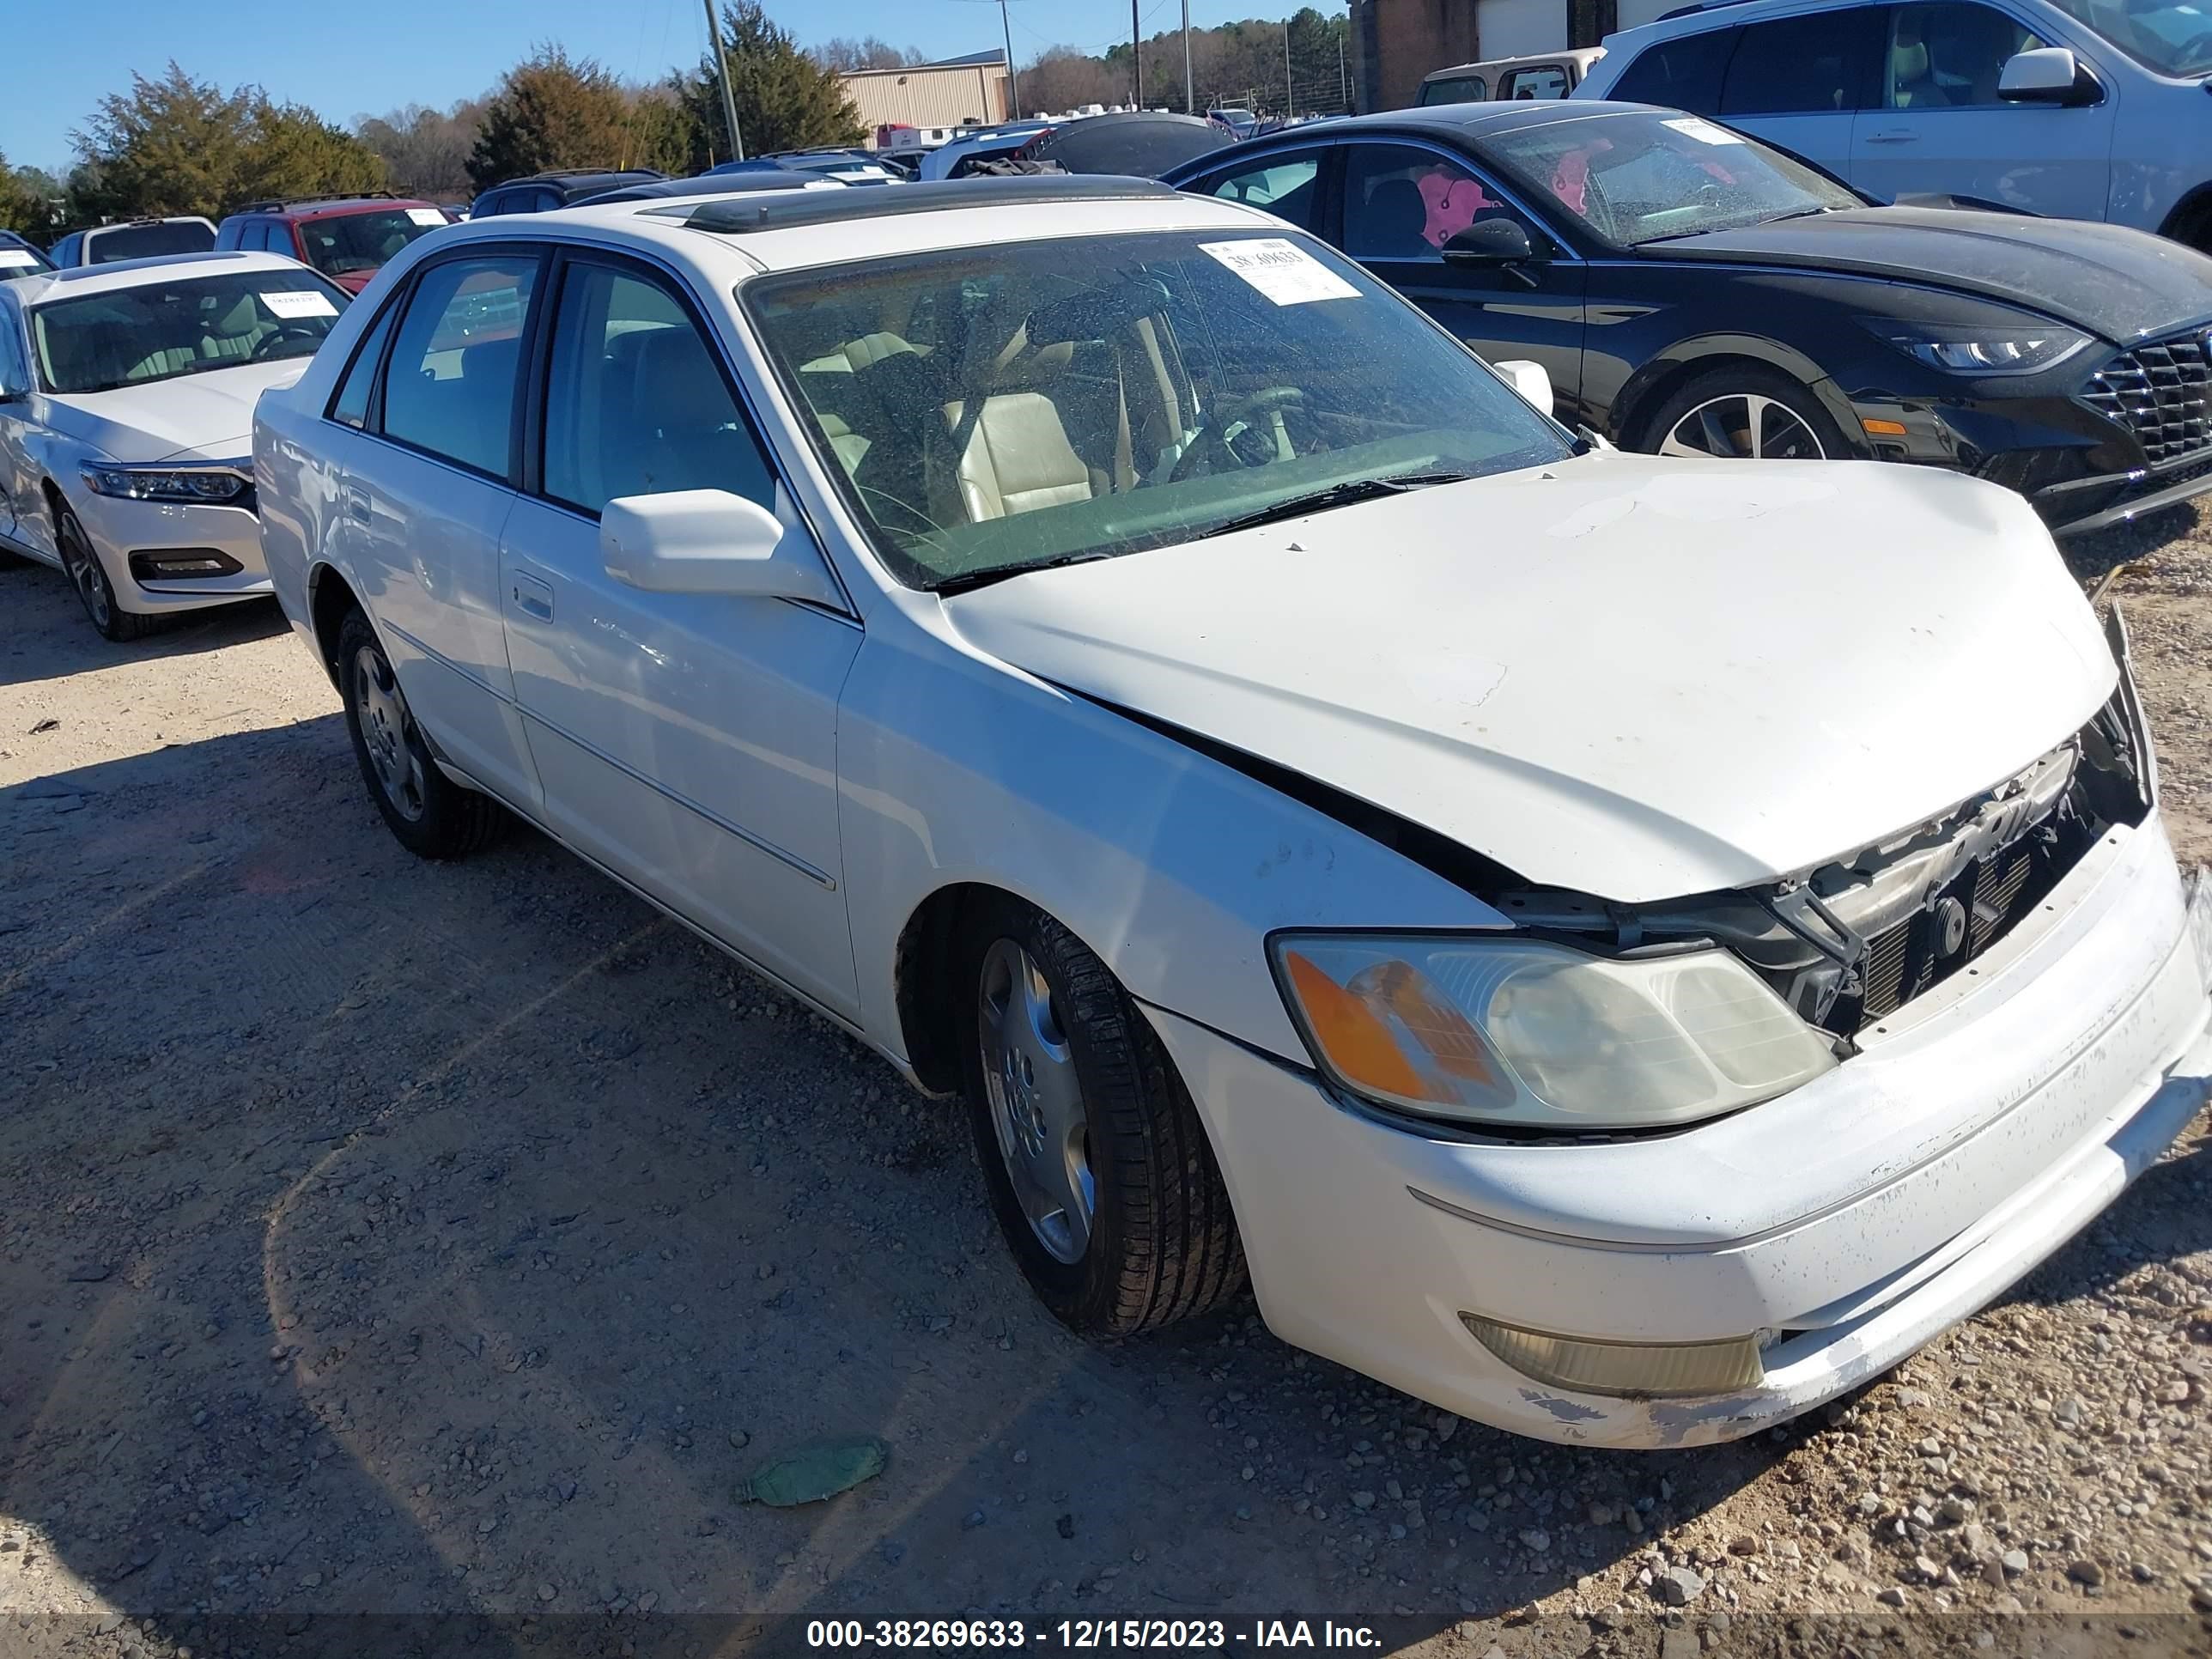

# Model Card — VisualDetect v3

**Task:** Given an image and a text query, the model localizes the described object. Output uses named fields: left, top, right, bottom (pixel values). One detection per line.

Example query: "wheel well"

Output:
left=1612, top=352, right=1784, bottom=450
left=2160, top=186, right=2212, bottom=252
left=894, top=881, right=1019, bottom=1097
left=40, top=477, right=66, bottom=528
left=307, top=565, right=359, bottom=690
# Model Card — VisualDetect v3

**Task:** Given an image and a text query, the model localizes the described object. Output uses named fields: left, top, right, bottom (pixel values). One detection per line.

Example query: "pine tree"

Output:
left=673, top=1, right=866, bottom=168
left=465, top=47, right=635, bottom=191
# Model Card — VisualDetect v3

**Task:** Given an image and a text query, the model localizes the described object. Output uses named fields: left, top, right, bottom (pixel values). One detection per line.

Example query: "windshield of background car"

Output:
left=87, top=221, right=216, bottom=263
left=31, top=269, right=348, bottom=393
left=299, top=208, right=442, bottom=276
left=1486, top=111, right=1863, bottom=245
left=0, top=236, right=52, bottom=275
left=2044, top=0, right=2212, bottom=75
left=743, top=228, right=1574, bottom=590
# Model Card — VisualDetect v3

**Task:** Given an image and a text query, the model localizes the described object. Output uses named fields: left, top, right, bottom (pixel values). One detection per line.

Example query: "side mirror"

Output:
left=600, top=489, right=842, bottom=605
left=1442, top=218, right=1536, bottom=268
left=1492, top=358, right=1554, bottom=416
left=1998, top=46, right=2098, bottom=105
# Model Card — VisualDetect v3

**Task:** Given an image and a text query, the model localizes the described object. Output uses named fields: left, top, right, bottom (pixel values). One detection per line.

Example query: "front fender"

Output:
left=1607, top=331, right=1869, bottom=455
left=836, top=604, right=1507, bottom=1069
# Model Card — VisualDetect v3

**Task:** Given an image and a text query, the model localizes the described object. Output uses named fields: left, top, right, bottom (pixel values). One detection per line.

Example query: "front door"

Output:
left=1334, top=140, right=1588, bottom=423
left=1850, top=1, right=2113, bottom=219
left=499, top=252, right=862, bottom=1014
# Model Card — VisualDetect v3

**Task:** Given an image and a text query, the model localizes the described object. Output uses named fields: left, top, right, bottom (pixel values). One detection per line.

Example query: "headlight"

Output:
left=81, top=463, right=252, bottom=505
left=1866, top=318, right=2090, bottom=376
left=1270, top=934, right=1836, bottom=1131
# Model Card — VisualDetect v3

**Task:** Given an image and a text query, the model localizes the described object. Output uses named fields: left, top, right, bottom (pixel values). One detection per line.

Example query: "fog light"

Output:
left=129, top=550, right=244, bottom=582
left=1459, top=1314, right=1764, bottom=1399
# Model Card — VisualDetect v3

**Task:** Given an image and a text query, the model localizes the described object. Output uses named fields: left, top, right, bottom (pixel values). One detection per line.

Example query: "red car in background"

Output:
left=214, top=195, right=451, bottom=293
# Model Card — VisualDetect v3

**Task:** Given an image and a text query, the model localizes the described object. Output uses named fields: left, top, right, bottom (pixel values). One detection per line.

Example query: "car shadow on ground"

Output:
left=0, top=716, right=1812, bottom=1653
left=2060, top=504, right=2201, bottom=592
left=0, top=550, right=289, bottom=692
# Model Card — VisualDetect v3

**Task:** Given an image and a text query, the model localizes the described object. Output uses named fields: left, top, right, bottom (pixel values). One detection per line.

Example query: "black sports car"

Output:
left=1164, top=101, right=2212, bottom=536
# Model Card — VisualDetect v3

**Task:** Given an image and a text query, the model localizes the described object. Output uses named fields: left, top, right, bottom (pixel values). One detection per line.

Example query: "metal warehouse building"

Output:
left=841, top=50, right=1012, bottom=134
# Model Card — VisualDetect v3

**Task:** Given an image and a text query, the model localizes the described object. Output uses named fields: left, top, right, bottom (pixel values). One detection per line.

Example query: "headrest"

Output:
left=635, top=325, right=730, bottom=426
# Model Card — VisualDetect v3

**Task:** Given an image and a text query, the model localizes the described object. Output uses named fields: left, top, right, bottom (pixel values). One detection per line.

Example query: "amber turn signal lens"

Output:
left=1281, top=951, right=1443, bottom=1102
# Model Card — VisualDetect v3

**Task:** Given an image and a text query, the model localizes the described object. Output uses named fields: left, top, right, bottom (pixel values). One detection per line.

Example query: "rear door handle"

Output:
left=342, top=484, right=372, bottom=525
left=510, top=571, right=555, bottom=621
left=1863, top=129, right=1918, bottom=144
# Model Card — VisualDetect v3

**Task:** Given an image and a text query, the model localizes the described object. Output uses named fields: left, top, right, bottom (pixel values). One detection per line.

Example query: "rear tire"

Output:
left=1636, top=366, right=1850, bottom=462
left=957, top=896, right=1245, bottom=1336
left=336, top=607, right=505, bottom=860
left=56, top=501, right=158, bottom=642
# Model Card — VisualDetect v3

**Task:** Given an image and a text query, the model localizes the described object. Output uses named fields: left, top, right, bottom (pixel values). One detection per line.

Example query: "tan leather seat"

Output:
left=940, top=392, right=1093, bottom=520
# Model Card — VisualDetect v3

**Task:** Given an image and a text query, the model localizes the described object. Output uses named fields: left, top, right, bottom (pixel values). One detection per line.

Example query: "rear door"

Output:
left=1333, top=138, right=1589, bottom=419
left=1714, top=6, right=1881, bottom=178
left=1850, top=1, right=2112, bottom=216
left=498, top=249, right=862, bottom=1013
left=343, top=247, right=545, bottom=811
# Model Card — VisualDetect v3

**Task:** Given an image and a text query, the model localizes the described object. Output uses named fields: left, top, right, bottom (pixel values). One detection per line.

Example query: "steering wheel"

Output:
left=1168, top=386, right=1308, bottom=483
left=252, top=322, right=325, bottom=362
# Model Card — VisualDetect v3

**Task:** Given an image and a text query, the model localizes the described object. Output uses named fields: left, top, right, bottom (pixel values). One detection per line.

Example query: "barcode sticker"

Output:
left=1200, top=238, right=1359, bottom=306
left=406, top=207, right=447, bottom=227
left=262, top=289, right=337, bottom=319
left=0, top=249, right=38, bottom=268
left=1663, top=116, right=1745, bottom=145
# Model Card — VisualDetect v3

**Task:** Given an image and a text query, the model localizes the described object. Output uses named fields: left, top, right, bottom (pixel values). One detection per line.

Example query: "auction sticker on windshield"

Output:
left=406, top=208, right=447, bottom=227
left=262, top=290, right=337, bottom=319
left=1200, top=239, right=1359, bottom=306
left=1662, top=116, right=1745, bottom=145
left=0, top=249, right=38, bottom=268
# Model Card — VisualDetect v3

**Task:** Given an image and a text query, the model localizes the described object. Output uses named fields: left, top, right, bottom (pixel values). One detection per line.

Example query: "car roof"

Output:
left=1224, top=100, right=1681, bottom=145
left=83, top=216, right=217, bottom=234
left=237, top=197, right=435, bottom=218
left=1598, top=0, right=1805, bottom=51
left=577, top=173, right=828, bottom=204
left=3, top=250, right=307, bottom=305
left=415, top=175, right=1277, bottom=278
left=1422, top=45, right=1608, bottom=79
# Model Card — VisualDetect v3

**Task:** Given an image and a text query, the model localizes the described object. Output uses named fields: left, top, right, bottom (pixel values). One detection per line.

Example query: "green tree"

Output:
left=465, top=46, right=635, bottom=191
left=66, top=64, right=388, bottom=222
left=0, top=155, right=63, bottom=241
left=672, top=0, right=865, bottom=169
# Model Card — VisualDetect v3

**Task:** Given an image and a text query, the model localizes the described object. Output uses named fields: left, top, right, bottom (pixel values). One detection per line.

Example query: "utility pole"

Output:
left=1131, top=0, right=1144, bottom=105
left=702, top=0, right=745, bottom=161
left=1000, top=0, right=1021, bottom=117
left=1284, top=20, right=1294, bottom=114
left=1338, top=33, right=1346, bottom=110
left=1182, top=0, right=1194, bottom=112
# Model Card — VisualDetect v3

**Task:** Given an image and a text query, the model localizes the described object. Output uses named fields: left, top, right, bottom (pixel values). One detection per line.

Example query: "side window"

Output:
left=538, top=262, right=775, bottom=516
left=1610, top=28, right=1738, bottom=111
left=249, top=223, right=276, bottom=253
left=1721, top=9, right=1879, bottom=113
left=1886, top=3, right=2046, bottom=106
left=328, top=298, right=401, bottom=429
left=0, top=311, right=27, bottom=397
left=1500, top=64, right=1571, bottom=98
left=1419, top=74, right=1488, bottom=103
left=1342, top=143, right=1536, bottom=263
left=1200, top=152, right=1325, bottom=234
left=378, top=253, right=539, bottom=477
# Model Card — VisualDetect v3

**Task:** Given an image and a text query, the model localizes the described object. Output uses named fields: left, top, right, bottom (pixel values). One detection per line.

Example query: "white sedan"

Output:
left=0, top=252, right=347, bottom=641
left=254, top=179, right=2212, bottom=1447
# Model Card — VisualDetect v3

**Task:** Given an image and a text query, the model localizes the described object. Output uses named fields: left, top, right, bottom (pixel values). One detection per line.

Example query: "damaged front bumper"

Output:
left=1149, top=817, right=2212, bottom=1449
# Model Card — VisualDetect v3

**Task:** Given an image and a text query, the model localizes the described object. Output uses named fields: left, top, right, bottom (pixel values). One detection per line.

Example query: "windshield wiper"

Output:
left=1192, top=471, right=1475, bottom=540
left=931, top=550, right=1123, bottom=596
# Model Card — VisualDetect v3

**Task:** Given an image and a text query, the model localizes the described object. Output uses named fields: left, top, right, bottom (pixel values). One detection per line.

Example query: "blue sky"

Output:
left=3, top=0, right=1293, bottom=173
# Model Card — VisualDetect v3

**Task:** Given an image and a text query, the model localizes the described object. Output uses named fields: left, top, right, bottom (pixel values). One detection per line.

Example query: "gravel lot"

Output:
left=5, top=506, right=2212, bottom=1656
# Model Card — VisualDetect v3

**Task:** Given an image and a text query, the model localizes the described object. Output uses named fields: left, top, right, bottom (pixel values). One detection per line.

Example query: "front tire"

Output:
left=55, top=501, right=157, bottom=642
left=1638, top=366, right=1849, bottom=462
left=336, top=607, right=504, bottom=860
left=958, top=897, right=1245, bottom=1336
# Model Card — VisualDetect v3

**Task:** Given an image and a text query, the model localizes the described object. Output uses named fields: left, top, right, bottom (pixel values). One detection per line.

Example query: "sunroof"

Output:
left=653, top=176, right=1180, bottom=235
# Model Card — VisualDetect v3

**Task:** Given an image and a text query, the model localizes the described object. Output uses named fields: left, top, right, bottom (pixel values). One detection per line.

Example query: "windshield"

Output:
left=2044, top=0, right=2212, bottom=76
left=87, top=221, right=215, bottom=264
left=299, top=208, right=443, bottom=276
left=1486, top=111, right=1863, bottom=246
left=32, top=270, right=348, bottom=393
left=743, top=229, right=1573, bottom=591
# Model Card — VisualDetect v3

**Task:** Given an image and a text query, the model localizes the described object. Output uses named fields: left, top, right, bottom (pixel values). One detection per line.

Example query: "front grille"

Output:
left=2083, top=334, right=2212, bottom=465
left=1855, top=844, right=2044, bottom=1025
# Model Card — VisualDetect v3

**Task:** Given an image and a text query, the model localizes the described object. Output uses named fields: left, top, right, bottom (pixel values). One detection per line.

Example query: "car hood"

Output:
left=46, top=359, right=312, bottom=462
left=1648, top=207, right=2212, bottom=341
left=942, top=453, right=2117, bottom=904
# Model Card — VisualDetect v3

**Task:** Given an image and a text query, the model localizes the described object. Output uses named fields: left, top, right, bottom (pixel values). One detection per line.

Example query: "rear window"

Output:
left=298, top=208, right=443, bottom=276
left=1609, top=28, right=1738, bottom=112
left=1419, top=74, right=1489, bottom=103
left=87, top=221, right=216, bottom=264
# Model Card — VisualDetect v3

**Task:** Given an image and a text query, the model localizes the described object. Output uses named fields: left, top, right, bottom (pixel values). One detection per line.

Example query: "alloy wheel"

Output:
left=1659, top=393, right=1828, bottom=461
left=977, top=937, right=1096, bottom=1264
left=353, top=644, right=428, bottom=822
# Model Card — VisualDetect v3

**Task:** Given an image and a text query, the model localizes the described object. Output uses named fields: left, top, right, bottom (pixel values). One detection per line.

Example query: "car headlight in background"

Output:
left=1270, top=934, right=1836, bottom=1131
left=81, top=462, right=252, bottom=505
left=1865, top=317, right=2090, bottom=375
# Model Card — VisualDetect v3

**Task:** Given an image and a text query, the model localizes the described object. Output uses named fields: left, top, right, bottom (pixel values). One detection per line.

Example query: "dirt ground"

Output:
left=6, top=506, right=2212, bottom=1658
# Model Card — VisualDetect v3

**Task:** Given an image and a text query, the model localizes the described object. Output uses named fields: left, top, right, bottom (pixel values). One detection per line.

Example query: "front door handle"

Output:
left=510, top=571, right=554, bottom=621
left=1863, top=129, right=1919, bottom=144
left=342, top=485, right=371, bottom=526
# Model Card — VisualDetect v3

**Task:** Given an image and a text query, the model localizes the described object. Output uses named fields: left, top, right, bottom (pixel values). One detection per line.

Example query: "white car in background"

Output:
left=254, top=179, right=2212, bottom=1447
left=0, top=251, right=348, bottom=641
